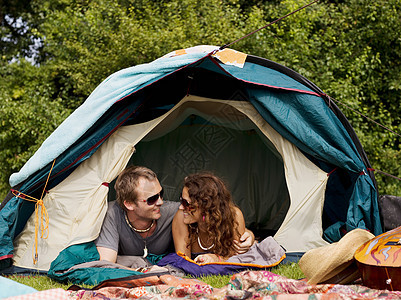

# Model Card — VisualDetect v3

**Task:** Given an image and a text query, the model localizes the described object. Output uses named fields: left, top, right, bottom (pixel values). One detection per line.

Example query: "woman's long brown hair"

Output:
left=184, top=172, right=240, bottom=257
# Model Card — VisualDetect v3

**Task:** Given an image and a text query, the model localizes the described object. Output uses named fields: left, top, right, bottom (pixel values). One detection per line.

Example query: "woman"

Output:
left=172, top=172, right=246, bottom=263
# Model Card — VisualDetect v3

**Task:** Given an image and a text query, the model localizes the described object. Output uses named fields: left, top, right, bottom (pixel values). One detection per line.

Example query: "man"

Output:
left=95, top=165, right=254, bottom=264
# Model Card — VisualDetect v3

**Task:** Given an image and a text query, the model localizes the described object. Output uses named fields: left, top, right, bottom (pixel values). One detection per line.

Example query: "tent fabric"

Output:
left=220, top=61, right=319, bottom=95
left=0, top=45, right=382, bottom=273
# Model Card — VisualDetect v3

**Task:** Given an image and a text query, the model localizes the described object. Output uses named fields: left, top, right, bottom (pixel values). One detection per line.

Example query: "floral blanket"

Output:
left=68, top=270, right=401, bottom=300
left=6, top=270, right=401, bottom=299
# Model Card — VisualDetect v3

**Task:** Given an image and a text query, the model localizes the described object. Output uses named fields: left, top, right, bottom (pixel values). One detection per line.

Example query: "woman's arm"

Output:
left=233, top=206, right=246, bottom=239
left=172, top=209, right=191, bottom=258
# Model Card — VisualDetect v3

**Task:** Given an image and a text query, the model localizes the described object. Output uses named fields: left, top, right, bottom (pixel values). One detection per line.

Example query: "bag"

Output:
left=378, top=195, right=401, bottom=231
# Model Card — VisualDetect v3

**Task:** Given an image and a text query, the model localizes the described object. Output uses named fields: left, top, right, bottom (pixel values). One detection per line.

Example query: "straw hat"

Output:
left=299, top=228, right=375, bottom=285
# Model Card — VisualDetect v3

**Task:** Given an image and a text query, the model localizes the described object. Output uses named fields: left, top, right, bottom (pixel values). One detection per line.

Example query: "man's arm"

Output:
left=96, top=246, right=144, bottom=272
left=231, top=206, right=255, bottom=254
left=234, top=228, right=255, bottom=254
left=231, top=207, right=255, bottom=254
left=97, top=246, right=118, bottom=263
left=95, top=203, right=121, bottom=262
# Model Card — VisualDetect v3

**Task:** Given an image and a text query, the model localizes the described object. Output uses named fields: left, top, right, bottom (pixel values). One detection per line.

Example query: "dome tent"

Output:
left=0, top=45, right=382, bottom=271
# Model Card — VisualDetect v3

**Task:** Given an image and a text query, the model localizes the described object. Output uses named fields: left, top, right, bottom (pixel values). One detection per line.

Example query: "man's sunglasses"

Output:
left=143, top=188, right=164, bottom=205
left=180, top=196, right=193, bottom=210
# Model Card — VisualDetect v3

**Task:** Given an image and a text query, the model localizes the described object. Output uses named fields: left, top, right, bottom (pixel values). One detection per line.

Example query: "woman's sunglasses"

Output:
left=180, top=196, right=193, bottom=210
left=143, top=188, right=164, bottom=205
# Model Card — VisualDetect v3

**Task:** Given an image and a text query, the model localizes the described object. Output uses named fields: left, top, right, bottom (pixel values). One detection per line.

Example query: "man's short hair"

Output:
left=115, top=166, right=157, bottom=210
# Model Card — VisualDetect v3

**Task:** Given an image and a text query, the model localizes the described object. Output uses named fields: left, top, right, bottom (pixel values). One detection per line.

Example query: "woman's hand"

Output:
left=194, top=253, right=220, bottom=264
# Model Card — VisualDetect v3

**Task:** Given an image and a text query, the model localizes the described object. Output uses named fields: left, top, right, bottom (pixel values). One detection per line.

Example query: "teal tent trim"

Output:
left=0, top=195, right=21, bottom=268
left=220, top=61, right=318, bottom=95
left=247, top=88, right=362, bottom=170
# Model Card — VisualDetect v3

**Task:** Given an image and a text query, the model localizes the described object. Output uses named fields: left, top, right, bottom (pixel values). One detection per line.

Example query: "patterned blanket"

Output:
left=6, top=270, right=401, bottom=299
left=66, top=270, right=401, bottom=300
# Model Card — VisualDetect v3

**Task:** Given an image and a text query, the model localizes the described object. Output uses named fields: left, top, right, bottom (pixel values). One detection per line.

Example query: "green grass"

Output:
left=5, top=262, right=304, bottom=291
left=198, top=262, right=304, bottom=288
left=271, top=262, right=304, bottom=280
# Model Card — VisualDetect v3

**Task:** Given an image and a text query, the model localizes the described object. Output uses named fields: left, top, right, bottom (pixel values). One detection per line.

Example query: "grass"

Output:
left=271, top=262, right=304, bottom=280
left=198, top=262, right=304, bottom=288
left=5, top=262, right=304, bottom=291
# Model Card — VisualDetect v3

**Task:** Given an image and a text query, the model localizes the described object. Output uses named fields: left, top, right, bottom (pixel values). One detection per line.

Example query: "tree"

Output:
left=1, top=0, right=32, bottom=59
left=0, top=60, right=71, bottom=198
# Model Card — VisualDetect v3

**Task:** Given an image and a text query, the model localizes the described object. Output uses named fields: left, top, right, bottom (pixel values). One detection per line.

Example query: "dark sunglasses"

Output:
left=180, top=196, right=193, bottom=210
left=143, top=188, right=164, bottom=205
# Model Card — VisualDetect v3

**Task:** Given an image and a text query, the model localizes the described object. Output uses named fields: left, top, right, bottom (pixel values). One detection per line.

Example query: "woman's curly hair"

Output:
left=184, top=172, right=240, bottom=257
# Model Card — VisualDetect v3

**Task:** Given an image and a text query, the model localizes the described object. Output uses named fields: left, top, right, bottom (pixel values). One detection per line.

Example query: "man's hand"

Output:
left=234, top=230, right=255, bottom=254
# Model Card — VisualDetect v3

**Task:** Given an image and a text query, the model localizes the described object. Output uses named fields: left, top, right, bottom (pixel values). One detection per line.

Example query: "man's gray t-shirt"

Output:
left=95, top=201, right=180, bottom=256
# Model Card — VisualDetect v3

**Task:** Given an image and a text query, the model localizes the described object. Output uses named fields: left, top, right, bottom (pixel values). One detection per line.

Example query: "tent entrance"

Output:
left=120, top=96, right=329, bottom=252
left=109, top=96, right=291, bottom=238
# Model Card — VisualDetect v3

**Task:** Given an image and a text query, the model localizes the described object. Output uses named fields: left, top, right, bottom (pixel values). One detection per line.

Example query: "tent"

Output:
left=0, top=45, right=382, bottom=272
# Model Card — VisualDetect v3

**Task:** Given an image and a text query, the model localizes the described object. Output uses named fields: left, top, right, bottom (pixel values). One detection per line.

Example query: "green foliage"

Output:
left=236, top=0, right=401, bottom=195
left=0, top=59, right=71, bottom=199
left=1, top=0, right=401, bottom=200
left=0, top=0, right=37, bottom=61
